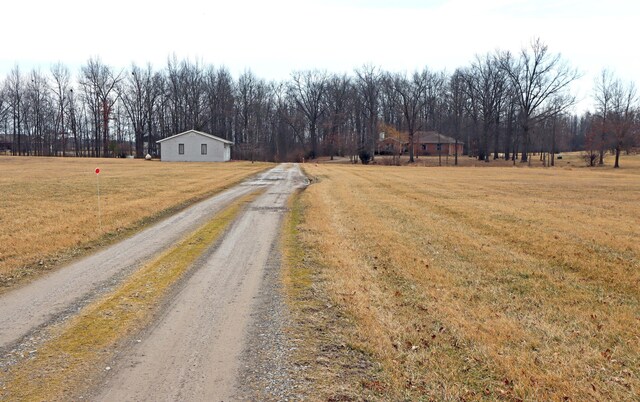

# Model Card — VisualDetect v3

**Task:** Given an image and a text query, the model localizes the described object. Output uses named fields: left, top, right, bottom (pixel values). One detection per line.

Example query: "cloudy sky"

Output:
left=1, top=0, right=639, bottom=112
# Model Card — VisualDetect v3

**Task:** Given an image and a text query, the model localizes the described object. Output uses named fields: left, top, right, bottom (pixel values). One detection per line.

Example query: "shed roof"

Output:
left=156, top=130, right=234, bottom=145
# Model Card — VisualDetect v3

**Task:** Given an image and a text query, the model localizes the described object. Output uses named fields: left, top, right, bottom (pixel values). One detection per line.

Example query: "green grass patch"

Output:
left=282, top=189, right=312, bottom=299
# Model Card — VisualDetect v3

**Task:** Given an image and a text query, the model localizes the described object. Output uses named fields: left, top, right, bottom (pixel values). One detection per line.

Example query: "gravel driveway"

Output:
left=92, top=163, right=308, bottom=400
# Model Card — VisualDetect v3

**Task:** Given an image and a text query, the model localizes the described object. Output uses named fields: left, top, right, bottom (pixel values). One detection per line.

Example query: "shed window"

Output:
left=201, top=144, right=207, bottom=155
left=178, top=143, right=184, bottom=154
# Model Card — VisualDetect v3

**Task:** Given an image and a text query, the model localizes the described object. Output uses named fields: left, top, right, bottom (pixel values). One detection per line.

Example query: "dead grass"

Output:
left=0, top=190, right=262, bottom=401
left=282, top=190, right=384, bottom=401
left=292, top=154, right=640, bottom=400
left=0, top=157, right=271, bottom=289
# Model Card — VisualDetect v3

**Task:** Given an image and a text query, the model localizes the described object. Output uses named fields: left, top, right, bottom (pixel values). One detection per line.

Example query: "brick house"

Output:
left=414, top=131, right=464, bottom=156
left=377, top=130, right=464, bottom=156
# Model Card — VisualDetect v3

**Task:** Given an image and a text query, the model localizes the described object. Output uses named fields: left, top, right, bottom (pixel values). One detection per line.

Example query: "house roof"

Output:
left=414, top=131, right=462, bottom=144
left=378, top=131, right=463, bottom=145
left=156, top=130, right=234, bottom=145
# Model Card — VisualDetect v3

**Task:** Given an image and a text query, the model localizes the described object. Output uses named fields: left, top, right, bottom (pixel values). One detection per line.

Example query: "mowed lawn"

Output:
left=296, top=157, right=640, bottom=400
left=0, top=157, right=271, bottom=286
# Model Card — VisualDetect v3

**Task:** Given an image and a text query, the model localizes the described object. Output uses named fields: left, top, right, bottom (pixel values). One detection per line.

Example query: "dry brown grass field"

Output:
left=0, top=157, right=271, bottom=288
left=289, top=154, right=640, bottom=400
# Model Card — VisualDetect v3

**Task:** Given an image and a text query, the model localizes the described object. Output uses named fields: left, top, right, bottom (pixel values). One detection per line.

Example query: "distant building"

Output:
left=0, top=134, right=12, bottom=153
left=414, top=131, right=464, bottom=156
left=156, top=130, right=233, bottom=162
left=377, top=130, right=464, bottom=156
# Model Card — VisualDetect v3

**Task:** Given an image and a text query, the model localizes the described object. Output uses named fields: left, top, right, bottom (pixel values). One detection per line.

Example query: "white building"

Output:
left=156, top=130, right=233, bottom=162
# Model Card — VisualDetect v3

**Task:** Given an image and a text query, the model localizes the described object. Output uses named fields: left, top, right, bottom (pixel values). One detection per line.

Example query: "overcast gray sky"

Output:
left=1, top=0, right=639, bottom=112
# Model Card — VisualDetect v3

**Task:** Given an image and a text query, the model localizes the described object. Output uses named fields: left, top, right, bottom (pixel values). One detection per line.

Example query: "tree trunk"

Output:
left=614, top=145, right=621, bottom=168
left=61, top=107, right=66, bottom=157
left=454, top=139, right=458, bottom=166
left=147, top=115, right=154, bottom=156
left=16, top=110, right=21, bottom=156
left=408, top=130, right=415, bottom=163
left=135, top=129, right=144, bottom=158
left=310, top=123, right=317, bottom=159
left=599, top=131, right=606, bottom=165
left=493, top=115, right=500, bottom=160
left=482, top=123, right=490, bottom=162
left=103, top=100, right=110, bottom=157
left=551, top=121, right=556, bottom=167
left=521, top=125, right=529, bottom=162
left=73, top=127, right=79, bottom=157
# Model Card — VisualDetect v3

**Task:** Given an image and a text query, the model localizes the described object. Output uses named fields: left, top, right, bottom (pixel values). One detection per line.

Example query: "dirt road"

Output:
left=0, top=166, right=283, bottom=353
left=94, top=163, right=306, bottom=401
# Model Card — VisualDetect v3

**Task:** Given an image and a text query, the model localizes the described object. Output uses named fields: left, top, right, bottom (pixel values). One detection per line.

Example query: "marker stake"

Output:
left=95, top=167, right=102, bottom=231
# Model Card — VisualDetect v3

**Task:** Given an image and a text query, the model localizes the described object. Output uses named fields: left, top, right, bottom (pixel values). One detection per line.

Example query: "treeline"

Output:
left=0, top=39, right=637, bottom=165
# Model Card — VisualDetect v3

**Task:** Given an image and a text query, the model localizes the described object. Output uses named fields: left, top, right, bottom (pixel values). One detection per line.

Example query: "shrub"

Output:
left=359, top=149, right=372, bottom=165
left=582, top=151, right=599, bottom=166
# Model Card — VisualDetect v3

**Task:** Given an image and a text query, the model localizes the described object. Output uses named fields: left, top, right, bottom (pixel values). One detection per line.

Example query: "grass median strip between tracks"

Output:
left=0, top=189, right=264, bottom=401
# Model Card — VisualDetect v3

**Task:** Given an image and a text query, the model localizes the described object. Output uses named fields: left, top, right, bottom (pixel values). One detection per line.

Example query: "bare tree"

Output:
left=236, top=70, right=258, bottom=145
left=273, top=82, right=306, bottom=160
left=0, top=86, right=8, bottom=147
left=235, top=70, right=267, bottom=161
left=165, top=57, right=206, bottom=134
left=289, top=70, right=328, bottom=159
left=393, top=70, right=428, bottom=163
left=68, top=88, right=80, bottom=156
left=182, top=60, right=205, bottom=131
left=25, top=69, right=50, bottom=155
left=80, top=58, right=123, bottom=157
left=422, top=70, right=447, bottom=133
left=203, top=66, right=235, bottom=141
left=460, top=68, right=481, bottom=157
left=609, top=79, right=638, bottom=168
left=583, top=114, right=600, bottom=166
left=499, top=38, right=579, bottom=162
left=593, top=69, right=615, bottom=165
left=50, top=63, right=71, bottom=156
left=354, top=65, right=381, bottom=159
left=503, top=90, right=518, bottom=162
left=446, top=69, right=467, bottom=165
left=324, top=74, right=352, bottom=160
left=467, top=54, right=507, bottom=161
left=120, top=64, right=158, bottom=157
left=6, top=66, right=24, bottom=155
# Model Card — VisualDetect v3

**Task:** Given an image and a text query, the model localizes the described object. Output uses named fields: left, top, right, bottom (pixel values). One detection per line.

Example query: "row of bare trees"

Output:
left=589, top=70, right=639, bottom=167
left=1, top=40, right=637, bottom=165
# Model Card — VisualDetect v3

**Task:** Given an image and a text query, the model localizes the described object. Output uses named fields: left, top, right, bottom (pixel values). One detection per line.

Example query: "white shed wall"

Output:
left=159, top=132, right=231, bottom=162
